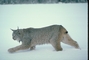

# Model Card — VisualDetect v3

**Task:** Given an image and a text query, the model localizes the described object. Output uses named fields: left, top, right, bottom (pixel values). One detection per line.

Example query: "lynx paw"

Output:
left=8, top=48, right=15, bottom=53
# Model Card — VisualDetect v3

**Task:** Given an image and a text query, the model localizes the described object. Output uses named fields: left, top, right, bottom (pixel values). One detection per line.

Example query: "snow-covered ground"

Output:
left=0, top=3, right=88, bottom=60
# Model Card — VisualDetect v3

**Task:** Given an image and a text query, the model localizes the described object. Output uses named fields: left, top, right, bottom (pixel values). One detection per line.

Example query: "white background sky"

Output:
left=0, top=3, right=88, bottom=60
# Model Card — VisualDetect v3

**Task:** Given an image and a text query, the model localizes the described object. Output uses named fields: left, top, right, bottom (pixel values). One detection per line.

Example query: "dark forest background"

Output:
left=0, top=0, right=88, bottom=4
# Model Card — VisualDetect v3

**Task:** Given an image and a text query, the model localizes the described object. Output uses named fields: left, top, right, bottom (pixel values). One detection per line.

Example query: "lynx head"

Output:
left=11, top=27, right=23, bottom=43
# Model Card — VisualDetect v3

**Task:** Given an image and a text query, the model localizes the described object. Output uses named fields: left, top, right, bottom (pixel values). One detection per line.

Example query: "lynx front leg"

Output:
left=61, top=34, right=80, bottom=49
left=8, top=45, right=30, bottom=53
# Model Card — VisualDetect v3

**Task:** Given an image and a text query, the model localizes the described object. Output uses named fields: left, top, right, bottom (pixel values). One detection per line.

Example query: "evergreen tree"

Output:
left=0, top=0, right=88, bottom=4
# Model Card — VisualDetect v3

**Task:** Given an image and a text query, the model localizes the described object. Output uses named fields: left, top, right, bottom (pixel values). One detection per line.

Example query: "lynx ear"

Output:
left=17, top=26, right=19, bottom=30
left=10, top=29, right=15, bottom=31
left=17, top=26, right=20, bottom=32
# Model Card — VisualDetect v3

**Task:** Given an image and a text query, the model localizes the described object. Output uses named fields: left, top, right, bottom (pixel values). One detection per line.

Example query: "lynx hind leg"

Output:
left=61, top=34, right=80, bottom=49
left=30, top=46, right=36, bottom=50
left=50, top=26, right=67, bottom=51
left=50, top=40, right=63, bottom=51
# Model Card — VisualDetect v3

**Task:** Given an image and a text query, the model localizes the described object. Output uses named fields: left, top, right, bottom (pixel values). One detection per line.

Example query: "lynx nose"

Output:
left=13, top=37, right=16, bottom=40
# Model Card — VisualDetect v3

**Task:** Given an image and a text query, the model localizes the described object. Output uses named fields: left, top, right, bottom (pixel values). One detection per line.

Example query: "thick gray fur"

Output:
left=8, top=25, right=80, bottom=53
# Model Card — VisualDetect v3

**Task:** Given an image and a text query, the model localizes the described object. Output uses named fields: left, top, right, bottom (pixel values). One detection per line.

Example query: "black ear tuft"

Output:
left=10, top=29, right=15, bottom=31
left=65, top=31, right=68, bottom=34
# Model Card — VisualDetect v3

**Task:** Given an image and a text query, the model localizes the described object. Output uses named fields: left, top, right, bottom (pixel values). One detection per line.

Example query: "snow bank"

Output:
left=0, top=3, right=88, bottom=60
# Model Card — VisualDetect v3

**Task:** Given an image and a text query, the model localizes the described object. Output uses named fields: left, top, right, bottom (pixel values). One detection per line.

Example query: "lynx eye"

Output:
left=18, top=32, right=21, bottom=35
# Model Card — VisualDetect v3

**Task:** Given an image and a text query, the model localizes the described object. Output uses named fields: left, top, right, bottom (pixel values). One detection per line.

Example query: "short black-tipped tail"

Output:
left=65, top=31, right=68, bottom=34
left=60, top=25, right=68, bottom=34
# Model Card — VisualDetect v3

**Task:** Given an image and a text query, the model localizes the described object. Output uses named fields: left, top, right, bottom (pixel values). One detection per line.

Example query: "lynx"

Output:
left=8, top=25, right=80, bottom=53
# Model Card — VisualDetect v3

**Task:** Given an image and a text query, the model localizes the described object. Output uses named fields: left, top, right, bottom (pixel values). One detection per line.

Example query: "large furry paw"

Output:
left=8, top=48, right=16, bottom=53
left=56, top=48, right=63, bottom=51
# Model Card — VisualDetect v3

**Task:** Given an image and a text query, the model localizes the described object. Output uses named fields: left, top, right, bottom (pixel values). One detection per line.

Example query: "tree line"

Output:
left=0, top=0, right=87, bottom=4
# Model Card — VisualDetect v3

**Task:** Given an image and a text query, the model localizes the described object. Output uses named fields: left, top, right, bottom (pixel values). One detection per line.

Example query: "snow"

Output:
left=0, top=3, right=88, bottom=60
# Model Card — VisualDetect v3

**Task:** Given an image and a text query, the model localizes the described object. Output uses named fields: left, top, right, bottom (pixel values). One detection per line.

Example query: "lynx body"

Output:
left=8, top=25, right=80, bottom=53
